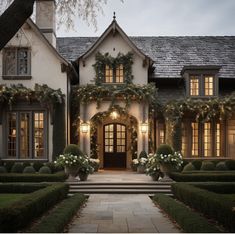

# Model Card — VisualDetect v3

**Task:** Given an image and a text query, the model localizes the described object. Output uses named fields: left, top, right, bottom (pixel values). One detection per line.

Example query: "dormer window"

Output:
left=104, top=64, right=124, bottom=83
left=190, top=76, right=199, bottom=96
left=204, top=76, right=214, bottom=96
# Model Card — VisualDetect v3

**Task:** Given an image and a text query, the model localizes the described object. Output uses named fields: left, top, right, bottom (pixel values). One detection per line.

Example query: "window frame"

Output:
left=3, top=103, right=48, bottom=160
left=103, top=64, right=125, bottom=84
left=2, top=47, right=31, bottom=80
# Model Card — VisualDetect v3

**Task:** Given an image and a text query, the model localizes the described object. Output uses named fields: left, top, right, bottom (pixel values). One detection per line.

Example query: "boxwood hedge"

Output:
left=0, top=183, right=69, bottom=232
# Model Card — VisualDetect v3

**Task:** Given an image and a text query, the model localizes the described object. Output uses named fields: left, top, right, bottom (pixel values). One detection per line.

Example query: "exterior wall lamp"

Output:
left=80, top=122, right=89, bottom=133
left=110, top=111, right=119, bottom=120
left=140, top=123, right=148, bottom=134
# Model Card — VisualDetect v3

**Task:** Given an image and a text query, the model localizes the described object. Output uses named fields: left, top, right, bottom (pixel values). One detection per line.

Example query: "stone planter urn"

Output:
left=65, top=166, right=79, bottom=181
left=159, top=163, right=172, bottom=181
left=78, top=172, right=89, bottom=181
left=137, top=165, right=145, bottom=173
left=150, top=173, right=160, bottom=181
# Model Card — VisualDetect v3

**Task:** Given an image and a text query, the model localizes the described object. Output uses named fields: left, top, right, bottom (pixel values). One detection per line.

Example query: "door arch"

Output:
left=103, top=123, right=126, bottom=168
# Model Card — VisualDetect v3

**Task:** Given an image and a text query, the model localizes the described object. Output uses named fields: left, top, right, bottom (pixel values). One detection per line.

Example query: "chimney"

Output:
left=36, top=0, right=56, bottom=47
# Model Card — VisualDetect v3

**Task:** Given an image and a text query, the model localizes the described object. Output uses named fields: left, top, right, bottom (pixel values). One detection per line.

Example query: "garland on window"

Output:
left=0, top=84, right=65, bottom=107
left=72, top=83, right=158, bottom=111
left=89, top=105, right=138, bottom=159
left=93, top=52, right=134, bottom=85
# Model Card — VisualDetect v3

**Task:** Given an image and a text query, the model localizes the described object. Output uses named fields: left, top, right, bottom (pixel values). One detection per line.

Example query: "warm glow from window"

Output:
left=190, top=77, right=199, bottom=96
left=181, top=123, right=186, bottom=157
left=116, top=64, right=124, bottom=83
left=192, top=122, right=199, bottom=156
left=105, top=65, right=113, bottom=83
left=205, top=76, right=214, bottom=96
left=216, top=123, right=220, bottom=157
left=204, top=123, right=211, bottom=157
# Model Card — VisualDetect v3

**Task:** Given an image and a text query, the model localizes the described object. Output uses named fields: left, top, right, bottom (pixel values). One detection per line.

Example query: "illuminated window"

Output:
left=216, top=123, right=220, bottom=157
left=3, top=48, right=30, bottom=76
left=105, top=65, right=113, bottom=83
left=191, top=122, right=199, bottom=156
left=181, top=123, right=186, bottom=157
left=204, top=123, right=211, bottom=157
left=6, top=111, right=47, bottom=159
left=190, top=76, right=199, bottom=96
left=116, top=64, right=124, bottom=83
left=205, top=76, right=214, bottom=96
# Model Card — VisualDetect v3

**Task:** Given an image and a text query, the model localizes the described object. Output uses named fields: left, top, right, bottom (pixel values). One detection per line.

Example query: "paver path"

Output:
left=68, top=194, right=180, bottom=233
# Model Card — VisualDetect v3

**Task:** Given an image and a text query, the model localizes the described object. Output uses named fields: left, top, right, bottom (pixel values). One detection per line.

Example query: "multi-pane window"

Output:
left=104, top=64, right=124, bottom=83
left=116, top=124, right=126, bottom=152
left=204, top=123, right=211, bottom=157
left=3, top=48, right=30, bottom=76
left=189, top=75, right=215, bottom=97
left=216, top=123, right=220, bottom=157
left=190, top=76, right=199, bottom=96
left=191, top=122, right=199, bottom=157
left=6, top=111, right=46, bottom=159
left=181, top=123, right=187, bottom=157
left=104, top=124, right=114, bottom=152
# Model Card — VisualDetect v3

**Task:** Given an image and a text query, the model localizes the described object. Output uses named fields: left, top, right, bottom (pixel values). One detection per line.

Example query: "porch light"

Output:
left=110, top=111, right=119, bottom=120
left=80, top=122, right=89, bottom=133
left=140, top=123, right=148, bottom=134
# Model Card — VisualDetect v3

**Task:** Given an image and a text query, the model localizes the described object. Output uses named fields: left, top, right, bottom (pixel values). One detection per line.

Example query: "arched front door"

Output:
left=103, top=123, right=126, bottom=168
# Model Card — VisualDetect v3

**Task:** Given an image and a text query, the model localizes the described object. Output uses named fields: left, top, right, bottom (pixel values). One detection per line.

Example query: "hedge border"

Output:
left=170, top=172, right=235, bottom=182
left=0, top=183, right=47, bottom=193
left=29, top=193, right=87, bottom=233
left=0, top=171, right=68, bottom=182
left=152, top=194, right=221, bottom=233
left=0, top=183, right=69, bottom=232
left=171, top=182, right=235, bottom=232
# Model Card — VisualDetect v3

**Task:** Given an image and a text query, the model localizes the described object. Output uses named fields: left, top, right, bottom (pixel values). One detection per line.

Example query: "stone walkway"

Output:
left=67, top=194, right=180, bottom=233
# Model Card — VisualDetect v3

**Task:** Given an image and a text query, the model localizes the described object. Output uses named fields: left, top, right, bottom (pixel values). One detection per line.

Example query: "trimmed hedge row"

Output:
left=171, top=182, right=235, bottom=232
left=0, top=183, right=47, bottom=193
left=0, top=171, right=68, bottom=182
left=0, top=183, right=69, bottom=232
left=152, top=194, right=221, bottom=233
left=29, top=193, right=87, bottom=233
left=170, top=172, right=235, bottom=182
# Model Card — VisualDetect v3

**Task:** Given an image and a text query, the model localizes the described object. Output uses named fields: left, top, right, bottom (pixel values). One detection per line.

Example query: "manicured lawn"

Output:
left=0, top=193, right=27, bottom=208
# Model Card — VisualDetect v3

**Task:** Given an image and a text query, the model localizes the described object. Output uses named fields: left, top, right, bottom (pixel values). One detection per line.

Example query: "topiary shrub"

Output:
left=4, top=161, right=14, bottom=172
left=22, top=162, right=31, bottom=169
left=45, top=162, right=56, bottom=173
left=0, top=159, right=4, bottom=166
left=200, top=161, right=215, bottom=171
left=11, top=163, right=24, bottom=173
left=23, top=166, right=36, bottom=174
left=0, top=166, right=7, bottom=173
left=39, top=166, right=52, bottom=174
left=33, top=162, right=44, bottom=172
left=139, top=151, right=147, bottom=159
left=215, top=161, right=228, bottom=171
left=183, top=163, right=196, bottom=172
left=156, top=144, right=174, bottom=156
left=191, top=160, right=202, bottom=170
left=225, top=160, right=235, bottom=170
left=63, top=144, right=84, bottom=156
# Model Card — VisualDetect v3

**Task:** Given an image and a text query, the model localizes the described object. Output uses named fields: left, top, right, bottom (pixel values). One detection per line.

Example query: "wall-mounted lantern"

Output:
left=110, top=111, right=119, bottom=120
left=80, top=122, right=89, bottom=133
left=140, top=123, right=148, bottom=134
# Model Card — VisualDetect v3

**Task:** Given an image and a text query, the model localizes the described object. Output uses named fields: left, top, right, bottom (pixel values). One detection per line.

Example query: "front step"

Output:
left=67, top=181, right=173, bottom=195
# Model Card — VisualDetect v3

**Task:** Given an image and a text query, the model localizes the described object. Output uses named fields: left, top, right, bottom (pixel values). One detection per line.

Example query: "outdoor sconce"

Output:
left=80, top=122, right=89, bottom=133
left=140, top=123, right=148, bottom=133
left=110, top=111, right=119, bottom=120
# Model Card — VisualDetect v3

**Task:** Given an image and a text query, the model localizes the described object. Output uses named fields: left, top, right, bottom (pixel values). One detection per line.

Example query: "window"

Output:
left=6, top=111, right=47, bottom=159
left=216, top=123, right=220, bottom=157
left=191, top=122, right=199, bottom=156
left=3, top=48, right=31, bottom=77
left=181, top=123, right=187, bottom=157
left=204, top=122, right=211, bottom=157
left=189, top=75, right=216, bottom=97
left=104, top=64, right=124, bottom=83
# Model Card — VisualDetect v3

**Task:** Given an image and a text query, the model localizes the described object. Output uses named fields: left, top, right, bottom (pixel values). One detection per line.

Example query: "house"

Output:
left=1, top=0, right=235, bottom=169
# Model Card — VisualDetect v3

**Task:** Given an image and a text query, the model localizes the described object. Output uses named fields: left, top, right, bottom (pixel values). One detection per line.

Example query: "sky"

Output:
left=57, top=0, right=235, bottom=37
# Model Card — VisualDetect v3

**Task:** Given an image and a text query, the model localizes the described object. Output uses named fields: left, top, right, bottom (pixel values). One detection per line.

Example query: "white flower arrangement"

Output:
left=156, top=152, right=183, bottom=169
left=139, top=157, right=148, bottom=166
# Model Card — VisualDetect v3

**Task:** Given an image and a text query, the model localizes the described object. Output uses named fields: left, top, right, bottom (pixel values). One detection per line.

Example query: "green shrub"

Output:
left=139, top=150, right=147, bottom=158
left=182, top=159, right=189, bottom=169
left=152, top=194, right=221, bottom=233
left=183, top=163, right=196, bottom=172
left=0, top=183, right=47, bottom=193
left=0, top=166, right=7, bottom=173
left=55, top=164, right=64, bottom=172
left=11, top=163, right=24, bottom=173
left=225, top=160, right=235, bottom=170
left=171, top=182, right=235, bottom=232
left=0, top=172, right=68, bottom=182
left=4, top=161, right=14, bottom=172
left=200, top=161, right=215, bottom=171
left=0, top=160, right=4, bottom=166
left=45, top=162, right=56, bottom=173
left=39, top=166, right=51, bottom=174
left=0, top=183, right=69, bottom=232
left=63, top=144, right=84, bottom=156
left=29, top=193, right=86, bottom=233
left=215, top=162, right=228, bottom=171
left=170, top=172, right=235, bottom=182
left=22, top=162, right=31, bottom=168
left=191, top=160, right=202, bottom=170
left=32, top=162, right=44, bottom=172
left=156, top=144, right=174, bottom=155
left=23, top=166, right=36, bottom=174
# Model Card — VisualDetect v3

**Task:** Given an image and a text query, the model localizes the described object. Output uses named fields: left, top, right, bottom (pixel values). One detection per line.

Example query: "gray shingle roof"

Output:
left=57, top=36, right=235, bottom=79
